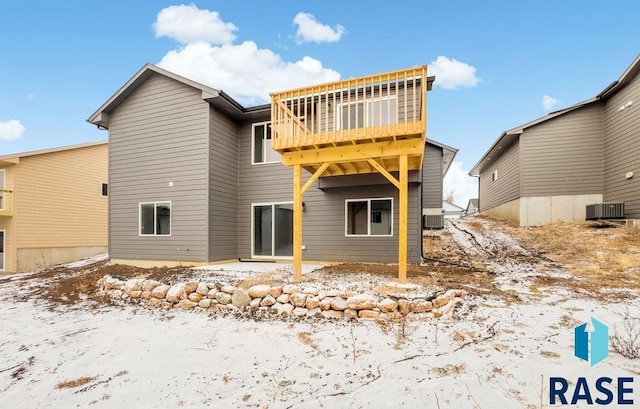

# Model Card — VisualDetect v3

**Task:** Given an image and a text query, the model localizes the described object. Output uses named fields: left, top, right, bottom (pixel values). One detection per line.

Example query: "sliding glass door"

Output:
left=252, top=203, right=293, bottom=258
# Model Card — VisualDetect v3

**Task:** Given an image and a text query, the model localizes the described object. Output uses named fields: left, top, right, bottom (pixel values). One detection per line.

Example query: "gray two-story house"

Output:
left=88, top=64, right=455, bottom=267
left=470, top=54, right=640, bottom=226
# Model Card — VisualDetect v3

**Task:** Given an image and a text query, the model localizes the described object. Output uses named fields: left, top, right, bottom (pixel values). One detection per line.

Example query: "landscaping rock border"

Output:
left=98, top=275, right=466, bottom=320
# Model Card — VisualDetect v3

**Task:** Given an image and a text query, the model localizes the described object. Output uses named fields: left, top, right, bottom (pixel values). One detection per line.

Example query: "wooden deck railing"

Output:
left=270, top=66, right=427, bottom=151
left=0, top=189, right=13, bottom=216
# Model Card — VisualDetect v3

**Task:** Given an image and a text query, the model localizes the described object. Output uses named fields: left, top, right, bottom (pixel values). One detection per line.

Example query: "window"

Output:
left=101, top=183, right=108, bottom=197
left=139, top=202, right=171, bottom=236
left=492, top=170, right=498, bottom=182
left=252, top=122, right=280, bottom=164
left=336, top=96, right=397, bottom=130
left=345, top=198, right=393, bottom=236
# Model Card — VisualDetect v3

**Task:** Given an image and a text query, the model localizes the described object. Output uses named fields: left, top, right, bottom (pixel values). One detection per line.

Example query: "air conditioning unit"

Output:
left=423, top=214, right=444, bottom=229
left=586, top=203, right=625, bottom=220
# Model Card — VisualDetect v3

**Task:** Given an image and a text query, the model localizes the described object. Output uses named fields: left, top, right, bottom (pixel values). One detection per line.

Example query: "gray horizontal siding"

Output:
left=479, top=140, right=519, bottom=211
left=422, top=143, right=443, bottom=208
left=108, top=73, right=210, bottom=262
left=237, top=115, right=421, bottom=263
left=604, top=70, right=640, bottom=218
left=520, top=104, right=604, bottom=196
left=209, top=106, right=239, bottom=261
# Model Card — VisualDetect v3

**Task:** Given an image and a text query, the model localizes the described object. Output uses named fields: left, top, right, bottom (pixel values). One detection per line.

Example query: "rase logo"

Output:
left=574, top=317, right=608, bottom=367
left=549, top=317, right=635, bottom=406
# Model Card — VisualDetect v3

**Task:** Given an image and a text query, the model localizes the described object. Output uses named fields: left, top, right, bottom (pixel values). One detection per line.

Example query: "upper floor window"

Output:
left=252, top=122, right=280, bottom=164
left=101, top=182, right=108, bottom=197
left=336, top=96, right=397, bottom=130
left=492, top=170, right=498, bottom=182
left=140, top=202, right=171, bottom=236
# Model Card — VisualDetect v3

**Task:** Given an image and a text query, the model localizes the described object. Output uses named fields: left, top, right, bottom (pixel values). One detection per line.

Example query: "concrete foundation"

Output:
left=16, top=246, right=108, bottom=273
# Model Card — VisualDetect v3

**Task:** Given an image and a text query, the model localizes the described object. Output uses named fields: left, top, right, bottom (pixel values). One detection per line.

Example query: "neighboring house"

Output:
left=442, top=201, right=465, bottom=219
left=465, top=198, right=479, bottom=216
left=470, top=54, right=640, bottom=226
left=0, top=142, right=108, bottom=273
left=88, top=64, right=454, bottom=268
left=422, top=141, right=457, bottom=222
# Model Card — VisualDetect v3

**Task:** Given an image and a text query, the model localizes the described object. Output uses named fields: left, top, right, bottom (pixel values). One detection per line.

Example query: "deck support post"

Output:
left=293, top=164, right=303, bottom=283
left=398, top=154, right=408, bottom=283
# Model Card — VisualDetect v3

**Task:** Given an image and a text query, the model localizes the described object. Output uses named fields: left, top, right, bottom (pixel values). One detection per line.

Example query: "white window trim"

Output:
left=138, top=201, right=172, bottom=237
left=251, top=202, right=294, bottom=259
left=344, top=197, right=394, bottom=237
left=335, top=95, right=398, bottom=131
left=251, top=121, right=280, bottom=165
left=0, top=229, right=4, bottom=272
left=0, top=169, right=5, bottom=211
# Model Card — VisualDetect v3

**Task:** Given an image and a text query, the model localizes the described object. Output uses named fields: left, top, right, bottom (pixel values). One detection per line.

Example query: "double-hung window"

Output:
left=345, top=198, right=393, bottom=236
left=139, top=202, right=171, bottom=236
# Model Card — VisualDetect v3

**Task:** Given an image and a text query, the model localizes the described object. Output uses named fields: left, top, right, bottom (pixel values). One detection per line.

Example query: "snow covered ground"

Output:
left=1, top=218, right=639, bottom=408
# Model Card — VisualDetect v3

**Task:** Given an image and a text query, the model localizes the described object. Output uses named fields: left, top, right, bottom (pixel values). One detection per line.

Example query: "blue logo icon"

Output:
left=574, top=317, right=608, bottom=366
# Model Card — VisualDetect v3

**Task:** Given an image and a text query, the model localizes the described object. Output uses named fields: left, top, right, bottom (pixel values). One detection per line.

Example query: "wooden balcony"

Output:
left=271, top=66, right=430, bottom=176
left=0, top=189, right=13, bottom=216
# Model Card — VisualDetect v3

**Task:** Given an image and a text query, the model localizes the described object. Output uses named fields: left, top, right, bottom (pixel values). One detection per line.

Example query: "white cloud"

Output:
left=443, top=161, right=478, bottom=207
left=542, top=95, right=560, bottom=111
left=154, top=4, right=237, bottom=45
left=155, top=5, right=340, bottom=106
left=293, top=12, right=345, bottom=44
left=0, top=119, right=26, bottom=141
left=429, top=56, right=479, bottom=90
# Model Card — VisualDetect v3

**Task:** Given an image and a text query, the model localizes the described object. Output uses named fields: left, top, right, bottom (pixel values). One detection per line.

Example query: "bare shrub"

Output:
left=612, top=311, right=640, bottom=359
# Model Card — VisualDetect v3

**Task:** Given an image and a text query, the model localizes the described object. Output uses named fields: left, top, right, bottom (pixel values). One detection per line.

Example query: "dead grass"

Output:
left=239, top=271, right=284, bottom=289
left=512, top=221, right=640, bottom=296
left=432, top=363, right=467, bottom=377
left=56, top=376, right=96, bottom=389
left=297, top=331, right=319, bottom=350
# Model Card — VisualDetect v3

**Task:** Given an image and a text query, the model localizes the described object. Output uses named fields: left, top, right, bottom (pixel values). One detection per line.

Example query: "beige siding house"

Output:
left=0, top=142, right=108, bottom=273
left=470, top=54, right=640, bottom=226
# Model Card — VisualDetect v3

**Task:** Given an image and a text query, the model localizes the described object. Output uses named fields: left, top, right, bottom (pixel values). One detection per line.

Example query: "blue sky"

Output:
left=1, top=1, right=639, bottom=204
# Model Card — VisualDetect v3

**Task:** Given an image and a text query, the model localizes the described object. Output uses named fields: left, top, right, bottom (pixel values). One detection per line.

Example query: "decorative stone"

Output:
left=317, top=290, right=327, bottom=300
left=215, top=292, right=232, bottom=305
left=207, top=289, right=217, bottom=299
left=231, top=288, right=251, bottom=308
left=282, top=284, right=301, bottom=294
left=378, top=298, right=398, bottom=313
left=184, top=281, right=199, bottom=294
left=344, top=309, right=358, bottom=319
left=339, top=290, right=353, bottom=299
left=249, top=298, right=262, bottom=308
left=358, top=310, right=380, bottom=320
left=306, top=308, right=323, bottom=318
left=346, top=294, right=377, bottom=310
left=330, top=297, right=347, bottom=311
left=142, top=280, right=161, bottom=292
left=177, top=299, right=197, bottom=309
left=148, top=297, right=162, bottom=307
left=188, top=293, right=204, bottom=303
left=104, top=276, right=124, bottom=291
left=140, top=291, right=151, bottom=300
left=123, top=279, right=143, bottom=294
left=273, top=303, right=294, bottom=315
left=434, top=297, right=463, bottom=315
left=322, top=310, right=343, bottom=319
left=108, top=290, right=123, bottom=298
left=151, top=285, right=170, bottom=299
left=326, top=290, right=339, bottom=297
left=248, top=285, right=270, bottom=298
left=166, top=284, right=185, bottom=303
left=412, top=300, right=433, bottom=313
left=269, top=287, right=282, bottom=298
left=206, top=282, right=219, bottom=290
left=196, top=282, right=210, bottom=295
left=221, top=285, right=236, bottom=294
left=432, top=295, right=450, bottom=309
left=276, top=294, right=290, bottom=304
left=302, top=287, right=318, bottom=296
left=160, top=301, right=173, bottom=309
left=226, top=304, right=240, bottom=312
left=398, top=299, right=412, bottom=315
left=293, top=307, right=308, bottom=316
left=129, top=290, right=142, bottom=299
left=198, top=299, right=213, bottom=308
left=305, top=296, right=320, bottom=310
left=261, top=295, right=277, bottom=307
left=319, top=298, right=332, bottom=311
left=290, top=293, right=308, bottom=308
